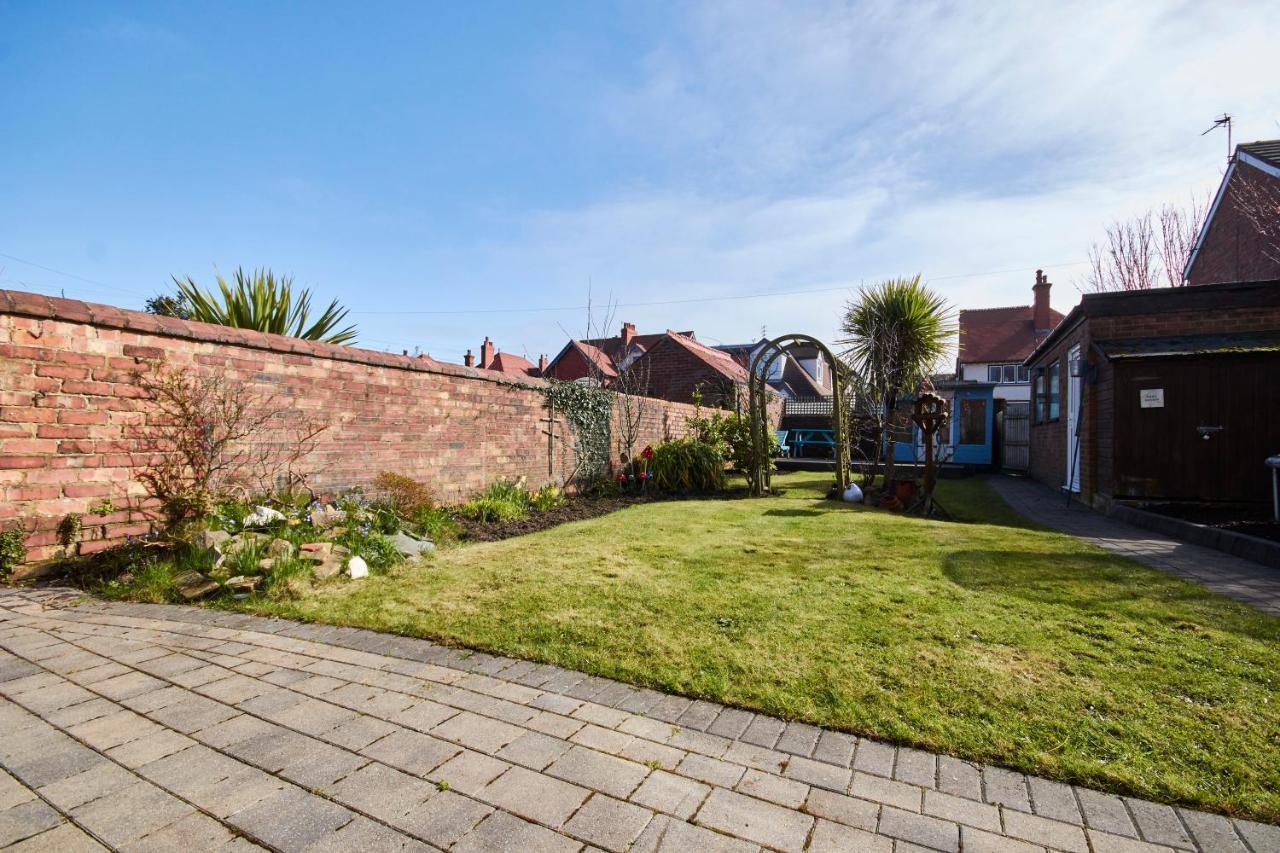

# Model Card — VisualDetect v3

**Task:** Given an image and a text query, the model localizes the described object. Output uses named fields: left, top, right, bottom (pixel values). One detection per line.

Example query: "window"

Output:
left=1047, top=361, right=1060, bottom=420
left=986, top=363, right=1032, bottom=384
left=890, top=400, right=914, bottom=444
left=1033, top=368, right=1046, bottom=422
left=959, top=398, right=987, bottom=445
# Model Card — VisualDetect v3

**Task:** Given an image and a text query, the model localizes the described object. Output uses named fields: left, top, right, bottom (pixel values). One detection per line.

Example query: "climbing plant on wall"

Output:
left=542, top=379, right=615, bottom=485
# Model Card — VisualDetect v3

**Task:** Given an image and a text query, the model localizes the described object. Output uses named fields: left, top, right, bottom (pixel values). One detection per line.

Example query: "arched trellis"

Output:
left=748, top=334, right=849, bottom=496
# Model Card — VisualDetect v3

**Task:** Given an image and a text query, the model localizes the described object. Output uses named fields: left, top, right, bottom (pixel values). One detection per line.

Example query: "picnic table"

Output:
left=788, top=428, right=836, bottom=457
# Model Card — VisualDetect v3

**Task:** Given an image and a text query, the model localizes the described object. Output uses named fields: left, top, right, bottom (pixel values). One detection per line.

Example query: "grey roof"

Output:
left=1095, top=330, right=1280, bottom=359
left=1239, top=140, right=1280, bottom=170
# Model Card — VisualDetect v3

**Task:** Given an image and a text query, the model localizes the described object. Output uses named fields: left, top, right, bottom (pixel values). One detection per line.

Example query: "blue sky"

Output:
left=2, top=1, right=1277, bottom=362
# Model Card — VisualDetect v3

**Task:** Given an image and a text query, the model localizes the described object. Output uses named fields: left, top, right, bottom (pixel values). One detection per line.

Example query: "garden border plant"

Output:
left=541, top=378, right=614, bottom=487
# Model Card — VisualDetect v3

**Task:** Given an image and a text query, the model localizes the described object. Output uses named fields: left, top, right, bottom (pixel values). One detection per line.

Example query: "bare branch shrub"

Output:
left=133, top=366, right=327, bottom=527
left=1083, top=198, right=1207, bottom=291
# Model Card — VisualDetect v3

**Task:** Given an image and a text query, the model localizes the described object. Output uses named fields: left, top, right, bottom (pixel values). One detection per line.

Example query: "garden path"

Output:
left=989, top=476, right=1280, bottom=617
left=1, top=588, right=1275, bottom=852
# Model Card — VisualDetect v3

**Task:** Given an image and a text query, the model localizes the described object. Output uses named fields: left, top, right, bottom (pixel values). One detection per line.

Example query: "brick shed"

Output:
left=1024, top=280, right=1280, bottom=507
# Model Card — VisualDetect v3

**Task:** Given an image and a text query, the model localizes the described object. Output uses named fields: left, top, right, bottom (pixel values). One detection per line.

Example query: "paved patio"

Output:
left=988, top=476, right=1280, bottom=617
left=1, top=589, right=1276, bottom=852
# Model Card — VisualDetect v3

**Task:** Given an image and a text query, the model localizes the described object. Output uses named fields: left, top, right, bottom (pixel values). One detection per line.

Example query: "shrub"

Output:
left=337, top=529, right=403, bottom=571
left=690, top=411, right=779, bottom=473
left=0, top=529, right=26, bottom=578
left=408, top=506, right=461, bottom=544
left=529, top=485, right=565, bottom=511
left=373, top=472, right=435, bottom=517
left=462, top=478, right=531, bottom=523
left=648, top=439, right=727, bottom=493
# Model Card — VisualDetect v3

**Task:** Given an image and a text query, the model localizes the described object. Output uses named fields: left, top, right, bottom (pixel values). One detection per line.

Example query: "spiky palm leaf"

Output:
left=172, top=268, right=358, bottom=345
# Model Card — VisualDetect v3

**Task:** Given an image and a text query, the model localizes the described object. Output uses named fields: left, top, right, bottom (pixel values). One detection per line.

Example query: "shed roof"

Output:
left=1095, top=330, right=1280, bottom=359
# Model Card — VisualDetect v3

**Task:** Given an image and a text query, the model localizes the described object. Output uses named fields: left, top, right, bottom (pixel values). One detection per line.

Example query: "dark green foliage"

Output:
left=543, top=379, right=614, bottom=484
left=648, top=439, right=727, bottom=492
left=0, top=529, right=26, bottom=578
left=408, top=506, right=461, bottom=544
left=690, top=411, right=779, bottom=472
left=170, top=267, right=357, bottom=344
left=145, top=292, right=192, bottom=319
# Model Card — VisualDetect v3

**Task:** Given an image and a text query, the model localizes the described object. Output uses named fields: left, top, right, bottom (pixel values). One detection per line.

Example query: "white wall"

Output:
left=960, top=362, right=1031, bottom=401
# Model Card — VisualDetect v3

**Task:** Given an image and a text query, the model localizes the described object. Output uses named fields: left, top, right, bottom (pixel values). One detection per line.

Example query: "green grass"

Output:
left=222, top=474, right=1280, bottom=821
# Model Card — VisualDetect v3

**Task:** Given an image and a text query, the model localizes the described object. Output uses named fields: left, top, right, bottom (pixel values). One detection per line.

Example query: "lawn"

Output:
left=230, top=473, right=1280, bottom=821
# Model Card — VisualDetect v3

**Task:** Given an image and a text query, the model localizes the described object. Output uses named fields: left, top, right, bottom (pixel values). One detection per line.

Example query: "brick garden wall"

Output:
left=0, top=290, right=763, bottom=565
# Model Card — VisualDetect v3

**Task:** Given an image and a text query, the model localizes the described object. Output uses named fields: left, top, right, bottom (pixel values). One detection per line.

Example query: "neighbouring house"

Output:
left=544, top=323, right=752, bottom=407
left=1185, top=140, right=1280, bottom=285
left=463, top=336, right=547, bottom=378
left=956, top=270, right=1064, bottom=402
left=1024, top=279, right=1280, bottom=506
left=715, top=340, right=833, bottom=399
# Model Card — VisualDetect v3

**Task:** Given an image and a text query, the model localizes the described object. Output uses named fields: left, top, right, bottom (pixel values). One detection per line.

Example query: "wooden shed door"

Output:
left=1112, top=354, right=1280, bottom=502
left=1000, top=402, right=1030, bottom=471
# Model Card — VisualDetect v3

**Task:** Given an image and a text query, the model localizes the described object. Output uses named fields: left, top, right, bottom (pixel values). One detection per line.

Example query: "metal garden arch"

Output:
left=747, top=334, right=849, bottom=496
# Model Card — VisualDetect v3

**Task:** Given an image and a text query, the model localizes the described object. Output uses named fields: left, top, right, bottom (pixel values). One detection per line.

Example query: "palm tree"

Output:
left=170, top=268, right=358, bottom=345
left=839, top=275, right=955, bottom=488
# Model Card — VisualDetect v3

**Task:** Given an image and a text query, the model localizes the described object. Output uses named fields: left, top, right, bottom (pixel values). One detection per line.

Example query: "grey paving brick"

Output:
left=454, top=809, right=579, bottom=853
left=324, top=762, right=436, bottom=822
left=546, top=745, right=650, bottom=799
left=808, top=817, right=893, bottom=853
left=3, top=821, right=108, bottom=853
left=1233, top=818, right=1280, bottom=853
left=811, top=729, right=856, bottom=767
left=923, top=789, right=1001, bottom=833
left=105, top=728, right=194, bottom=769
left=707, top=707, right=754, bottom=740
left=1077, top=787, right=1137, bottom=837
left=852, top=739, right=896, bottom=777
left=982, top=765, right=1031, bottom=811
left=147, top=694, right=240, bottom=734
left=784, top=755, right=851, bottom=792
left=1028, top=776, right=1082, bottom=825
left=848, top=772, right=922, bottom=812
left=0, top=799, right=62, bottom=847
left=1002, top=809, right=1090, bottom=853
left=227, top=786, right=355, bottom=849
left=431, top=710, right=525, bottom=753
left=936, top=756, right=981, bottom=800
left=803, top=788, right=879, bottom=832
left=480, top=766, right=589, bottom=828
left=676, top=699, right=722, bottom=731
left=737, top=768, right=809, bottom=809
left=667, top=727, right=732, bottom=758
left=570, top=723, right=634, bottom=753
left=361, top=729, right=460, bottom=776
left=739, top=714, right=785, bottom=749
left=893, top=747, right=937, bottom=788
left=615, top=687, right=665, bottom=715
left=122, top=810, right=242, bottom=853
left=1121, top=799, right=1192, bottom=848
left=571, top=701, right=629, bottom=729
left=631, top=769, right=710, bottom=820
left=619, top=736, right=685, bottom=771
left=302, top=814, right=434, bottom=853
left=392, top=698, right=459, bottom=732
left=1177, top=808, right=1248, bottom=852
left=1086, top=828, right=1182, bottom=853
left=497, top=731, right=573, bottom=770
left=723, top=741, right=788, bottom=774
left=648, top=694, right=693, bottom=723
left=36, top=761, right=135, bottom=811
left=9, top=742, right=108, bottom=788
left=775, top=721, right=821, bottom=757
left=70, top=780, right=194, bottom=848
left=526, top=710, right=585, bottom=739
left=564, top=792, right=655, bottom=852
left=432, top=749, right=510, bottom=795
left=696, top=788, right=813, bottom=851
left=878, top=806, right=960, bottom=852
left=959, top=825, right=1047, bottom=853
left=676, top=752, right=745, bottom=788
left=632, top=813, right=759, bottom=852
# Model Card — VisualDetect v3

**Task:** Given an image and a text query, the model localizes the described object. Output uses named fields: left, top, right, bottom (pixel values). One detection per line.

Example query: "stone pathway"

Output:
left=1, top=588, right=1276, bottom=853
left=988, top=476, right=1280, bottom=617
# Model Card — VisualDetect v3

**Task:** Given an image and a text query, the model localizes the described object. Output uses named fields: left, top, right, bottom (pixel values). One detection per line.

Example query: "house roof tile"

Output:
left=958, top=305, right=1064, bottom=364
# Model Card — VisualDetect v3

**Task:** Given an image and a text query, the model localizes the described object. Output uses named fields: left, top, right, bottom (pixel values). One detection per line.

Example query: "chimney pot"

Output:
left=463, top=349, right=475, bottom=368
left=538, top=353, right=549, bottom=374
left=1032, top=270, right=1052, bottom=331
left=621, top=322, right=636, bottom=349
left=480, top=336, right=495, bottom=369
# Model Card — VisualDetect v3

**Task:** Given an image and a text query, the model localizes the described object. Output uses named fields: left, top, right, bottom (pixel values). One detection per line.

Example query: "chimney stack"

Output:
left=1032, top=270, right=1052, bottom=331
left=480, top=336, right=495, bottom=369
left=620, top=322, right=636, bottom=350
left=463, top=349, right=475, bottom=368
left=538, top=353, right=548, bottom=374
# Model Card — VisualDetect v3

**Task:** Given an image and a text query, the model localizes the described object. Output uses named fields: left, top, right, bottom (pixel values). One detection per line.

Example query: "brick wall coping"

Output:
left=0, top=288, right=544, bottom=391
left=1025, top=278, right=1280, bottom=365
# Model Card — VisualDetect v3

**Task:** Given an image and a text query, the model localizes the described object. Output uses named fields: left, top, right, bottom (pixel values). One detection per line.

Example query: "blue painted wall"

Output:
left=888, top=385, right=994, bottom=466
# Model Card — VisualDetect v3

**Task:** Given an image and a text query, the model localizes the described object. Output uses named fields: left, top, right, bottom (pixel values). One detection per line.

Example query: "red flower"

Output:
left=641, top=445, right=654, bottom=460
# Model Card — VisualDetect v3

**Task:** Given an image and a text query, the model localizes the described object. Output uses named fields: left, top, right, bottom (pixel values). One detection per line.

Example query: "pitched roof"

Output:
left=1240, top=140, right=1280, bottom=171
left=662, top=331, right=749, bottom=382
left=487, top=351, right=539, bottom=377
left=547, top=326, right=695, bottom=376
left=1095, top=330, right=1280, bottom=359
left=958, top=305, right=1064, bottom=364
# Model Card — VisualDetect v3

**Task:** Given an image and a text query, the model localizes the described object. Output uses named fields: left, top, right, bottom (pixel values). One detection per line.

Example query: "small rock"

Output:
left=347, top=556, right=369, bottom=579
left=310, top=505, right=347, bottom=529
left=117, top=572, right=135, bottom=586
left=225, top=575, right=260, bottom=592
left=243, top=505, right=287, bottom=527
left=173, top=570, right=219, bottom=600
left=257, top=558, right=275, bottom=571
left=312, top=557, right=344, bottom=579
left=299, top=541, right=332, bottom=556
left=266, top=538, right=296, bottom=559
left=389, top=530, right=434, bottom=557
left=194, top=529, right=231, bottom=551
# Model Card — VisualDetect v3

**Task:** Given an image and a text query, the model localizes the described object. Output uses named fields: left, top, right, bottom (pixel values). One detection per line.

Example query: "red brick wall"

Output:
left=0, top=290, right=735, bottom=564
left=545, top=347, right=594, bottom=382
left=1028, top=284, right=1280, bottom=505
left=1187, top=161, right=1280, bottom=285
